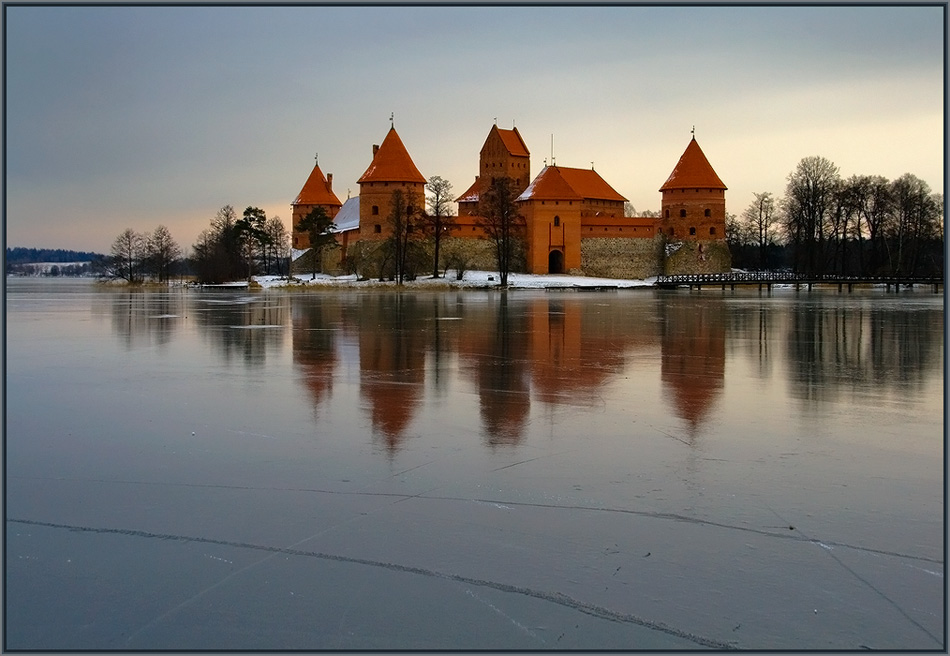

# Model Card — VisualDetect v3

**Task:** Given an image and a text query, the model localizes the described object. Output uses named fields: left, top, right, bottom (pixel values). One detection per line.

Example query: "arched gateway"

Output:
left=548, top=250, right=564, bottom=274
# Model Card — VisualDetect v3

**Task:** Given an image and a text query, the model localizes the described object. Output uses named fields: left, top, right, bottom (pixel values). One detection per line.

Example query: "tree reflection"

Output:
left=190, top=293, right=288, bottom=367
left=785, top=299, right=942, bottom=403
left=98, top=289, right=185, bottom=350
left=459, top=294, right=532, bottom=447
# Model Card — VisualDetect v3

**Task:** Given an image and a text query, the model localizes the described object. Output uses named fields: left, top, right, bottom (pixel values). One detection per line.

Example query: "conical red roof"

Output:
left=659, top=137, right=726, bottom=192
left=293, top=163, right=342, bottom=207
left=357, top=127, right=427, bottom=184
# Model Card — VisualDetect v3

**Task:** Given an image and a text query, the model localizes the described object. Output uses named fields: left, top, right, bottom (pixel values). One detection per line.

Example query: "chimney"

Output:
left=327, top=173, right=333, bottom=190
left=373, top=144, right=379, bottom=157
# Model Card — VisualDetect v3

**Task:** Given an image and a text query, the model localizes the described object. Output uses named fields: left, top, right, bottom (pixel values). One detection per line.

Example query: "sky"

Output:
left=4, top=4, right=945, bottom=254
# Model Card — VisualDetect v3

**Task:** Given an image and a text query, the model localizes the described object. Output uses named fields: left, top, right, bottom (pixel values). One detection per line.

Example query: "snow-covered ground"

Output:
left=253, top=270, right=657, bottom=290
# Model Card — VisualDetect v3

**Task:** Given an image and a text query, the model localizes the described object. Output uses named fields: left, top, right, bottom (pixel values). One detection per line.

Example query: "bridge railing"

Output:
left=655, top=272, right=944, bottom=285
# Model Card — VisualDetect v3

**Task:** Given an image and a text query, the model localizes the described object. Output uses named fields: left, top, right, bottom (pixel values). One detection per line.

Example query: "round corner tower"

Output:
left=658, top=136, right=727, bottom=242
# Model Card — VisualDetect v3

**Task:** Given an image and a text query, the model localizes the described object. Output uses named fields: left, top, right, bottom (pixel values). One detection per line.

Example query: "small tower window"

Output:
left=553, top=216, right=560, bottom=226
left=679, top=209, right=687, bottom=218
left=372, top=205, right=379, bottom=216
left=665, top=209, right=670, bottom=219
left=704, top=208, right=711, bottom=217
left=710, top=227, right=717, bottom=235
left=374, top=224, right=381, bottom=233
left=689, top=227, right=696, bottom=236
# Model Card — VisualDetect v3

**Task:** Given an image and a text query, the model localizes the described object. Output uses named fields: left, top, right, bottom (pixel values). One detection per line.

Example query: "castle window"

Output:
left=665, top=209, right=670, bottom=219
left=710, top=227, right=716, bottom=235
left=704, top=208, right=711, bottom=217
left=374, top=224, right=381, bottom=233
left=679, top=209, right=687, bottom=218
left=372, top=205, right=379, bottom=215
left=689, top=227, right=696, bottom=236
left=554, top=216, right=560, bottom=226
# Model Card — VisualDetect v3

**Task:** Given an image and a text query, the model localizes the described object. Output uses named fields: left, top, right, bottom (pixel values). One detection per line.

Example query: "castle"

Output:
left=291, top=123, right=731, bottom=279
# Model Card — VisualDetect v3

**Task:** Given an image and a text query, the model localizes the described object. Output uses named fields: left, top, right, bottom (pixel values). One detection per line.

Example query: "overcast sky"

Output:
left=4, top=4, right=945, bottom=253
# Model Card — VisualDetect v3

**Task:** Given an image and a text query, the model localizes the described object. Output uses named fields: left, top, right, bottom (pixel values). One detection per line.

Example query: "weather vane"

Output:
left=390, top=112, right=394, bottom=127
left=691, top=125, right=695, bottom=137
left=315, top=152, right=318, bottom=165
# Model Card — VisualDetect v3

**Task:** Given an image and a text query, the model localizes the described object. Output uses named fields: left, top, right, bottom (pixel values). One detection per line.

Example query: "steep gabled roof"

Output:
left=357, top=127, right=427, bottom=184
left=659, top=137, right=727, bottom=191
left=456, top=177, right=480, bottom=203
left=498, top=126, right=530, bottom=158
left=518, top=166, right=627, bottom=203
left=293, top=163, right=342, bottom=207
left=481, top=125, right=530, bottom=158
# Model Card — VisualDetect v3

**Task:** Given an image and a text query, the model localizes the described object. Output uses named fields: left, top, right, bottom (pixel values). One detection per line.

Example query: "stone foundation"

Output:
left=580, top=236, right=664, bottom=279
left=662, top=239, right=731, bottom=275
left=439, top=237, right=502, bottom=276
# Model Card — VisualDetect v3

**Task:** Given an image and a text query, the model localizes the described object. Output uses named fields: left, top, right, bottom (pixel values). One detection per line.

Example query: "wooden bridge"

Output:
left=655, top=271, right=944, bottom=293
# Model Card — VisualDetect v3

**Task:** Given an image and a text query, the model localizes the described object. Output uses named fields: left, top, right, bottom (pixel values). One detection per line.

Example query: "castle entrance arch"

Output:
left=548, top=249, right=564, bottom=274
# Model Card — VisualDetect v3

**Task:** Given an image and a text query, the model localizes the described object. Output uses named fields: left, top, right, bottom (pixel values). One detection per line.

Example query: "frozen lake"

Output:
left=5, top=277, right=944, bottom=650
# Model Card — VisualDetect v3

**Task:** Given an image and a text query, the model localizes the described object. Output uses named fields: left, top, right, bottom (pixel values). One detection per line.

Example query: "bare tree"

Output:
left=624, top=202, right=660, bottom=218
left=145, top=225, right=181, bottom=283
left=264, top=216, right=289, bottom=276
left=477, top=176, right=525, bottom=287
left=385, top=188, right=424, bottom=285
left=109, top=228, right=146, bottom=283
left=741, top=192, right=778, bottom=270
left=888, top=174, right=941, bottom=276
left=848, top=175, right=893, bottom=274
left=423, top=175, right=455, bottom=278
left=782, top=156, right=840, bottom=275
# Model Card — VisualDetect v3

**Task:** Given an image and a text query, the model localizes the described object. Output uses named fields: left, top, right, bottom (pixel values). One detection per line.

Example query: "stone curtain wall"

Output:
left=662, top=239, right=731, bottom=275
left=580, top=236, right=665, bottom=280
left=439, top=237, right=498, bottom=277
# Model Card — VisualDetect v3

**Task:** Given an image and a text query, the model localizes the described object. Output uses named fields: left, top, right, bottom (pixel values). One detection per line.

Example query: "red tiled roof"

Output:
left=518, top=166, right=627, bottom=202
left=496, top=126, right=530, bottom=158
left=456, top=177, right=480, bottom=203
left=293, top=163, right=342, bottom=207
left=659, top=137, right=727, bottom=191
left=357, top=127, right=427, bottom=184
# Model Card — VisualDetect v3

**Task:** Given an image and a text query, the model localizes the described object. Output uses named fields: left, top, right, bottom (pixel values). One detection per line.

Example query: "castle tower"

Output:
left=457, top=124, right=530, bottom=217
left=291, top=161, right=342, bottom=249
left=357, top=126, right=427, bottom=241
left=658, top=137, right=727, bottom=241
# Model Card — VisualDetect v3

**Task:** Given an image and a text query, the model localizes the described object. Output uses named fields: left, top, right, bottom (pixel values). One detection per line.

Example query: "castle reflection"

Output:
left=290, top=292, right=731, bottom=449
left=94, top=287, right=941, bottom=454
